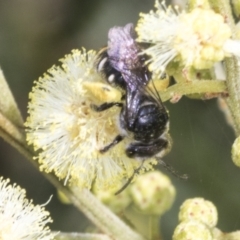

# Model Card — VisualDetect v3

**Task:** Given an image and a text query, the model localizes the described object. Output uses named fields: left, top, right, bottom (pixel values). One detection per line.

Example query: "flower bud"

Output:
left=130, top=171, right=176, bottom=215
left=179, top=198, right=218, bottom=228
left=94, top=187, right=132, bottom=213
left=232, top=136, right=240, bottom=167
left=173, top=220, right=213, bottom=240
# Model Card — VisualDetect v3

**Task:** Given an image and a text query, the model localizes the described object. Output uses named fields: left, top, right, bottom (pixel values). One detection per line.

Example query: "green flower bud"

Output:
left=179, top=198, right=218, bottom=228
left=212, top=228, right=223, bottom=239
left=94, top=188, right=132, bottom=213
left=130, top=171, right=176, bottom=215
left=213, top=229, right=240, bottom=240
left=173, top=220, right=213, bottom=240
left=224, top=231, right=240, bottom=240
left=232, top=136, right=240, bottom=167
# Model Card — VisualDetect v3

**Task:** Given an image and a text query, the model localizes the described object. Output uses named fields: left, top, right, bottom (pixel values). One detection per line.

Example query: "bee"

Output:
left=93, top=23, right=184, bottom=193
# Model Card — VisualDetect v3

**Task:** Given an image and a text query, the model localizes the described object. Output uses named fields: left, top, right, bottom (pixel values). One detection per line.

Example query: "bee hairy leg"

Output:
left=91, top=102, right=123, bottom=112
left=100, top=135, right=124, bottom=153
left=126, top=138, right=168, bottom=158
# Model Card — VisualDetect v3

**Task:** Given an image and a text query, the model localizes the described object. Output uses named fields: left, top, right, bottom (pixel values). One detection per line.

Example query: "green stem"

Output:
left=160, top=80, right=227, bottom=102
left=0, top=112, right=26, bottom=145
left=208, top=0, right=235, bottom=30
left=54, top=232, right=111, bottom=240
left=69, top=187, right=144, bottom=240
left=224, top=58, right=240, bottom=134
left=149, top=216, right=162, bottom=240
left=209, top=0, right=240, bottom=135
left=0, top=68, right=23, bottom=126
left=124, top=205, right=162, bottom=240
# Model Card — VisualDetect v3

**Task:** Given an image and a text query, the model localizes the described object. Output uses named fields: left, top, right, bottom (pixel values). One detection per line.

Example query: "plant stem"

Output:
left=208, top=0, right=235, bottom=30
left=160, top=80, right=227, bottom=102
left=69, top=187, right=145, bottom=240
left=0, top=68, right=23, bottom=126
left=124, top=205, right=162, bottom=240
left=224, top=58, right=240, bottom=134
left=54, top=232, right=111, bottom=240
left=209, top=0, right=240, bottom=135
left=149, top=216, right=162, bottom=240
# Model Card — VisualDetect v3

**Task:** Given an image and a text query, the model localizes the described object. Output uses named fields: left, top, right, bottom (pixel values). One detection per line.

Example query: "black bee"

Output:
left=93, top=23, right=184, bottom=193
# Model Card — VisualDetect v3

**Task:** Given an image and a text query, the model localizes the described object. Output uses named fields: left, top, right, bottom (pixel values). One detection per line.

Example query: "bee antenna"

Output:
left=152, top=76, right=161, bottom=101
left=145, top=73, right=165, bottom=108
left=156, top=158, right=189, bottom=180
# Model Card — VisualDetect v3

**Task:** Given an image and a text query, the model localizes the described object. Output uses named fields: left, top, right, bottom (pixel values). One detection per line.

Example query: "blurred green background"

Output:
left=0, top=0, right=239, bottom=239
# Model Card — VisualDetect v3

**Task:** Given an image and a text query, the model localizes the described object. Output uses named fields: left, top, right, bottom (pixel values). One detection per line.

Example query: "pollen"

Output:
left=175, top=8, right=231, bottom=69
left=25, top=49, right=156, bottom=191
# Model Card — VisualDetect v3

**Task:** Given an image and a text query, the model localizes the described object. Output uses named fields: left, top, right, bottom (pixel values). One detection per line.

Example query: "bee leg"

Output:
left=91, top=102, right=123, bottom=112
left=100, top=135, right=124, bottom=153
left=127, top=139, right=188, bottom=180
left=115, top=161, right=145, bottom=195
left=126, top=138, right=168, bottom=158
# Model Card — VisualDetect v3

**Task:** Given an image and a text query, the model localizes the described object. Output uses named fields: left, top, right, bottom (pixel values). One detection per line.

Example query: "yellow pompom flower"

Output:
left=136, top=1, right=235, bottom=73
left=0, top=177, right=55, bottom=240
left=25, top=49, right=156, bottom=191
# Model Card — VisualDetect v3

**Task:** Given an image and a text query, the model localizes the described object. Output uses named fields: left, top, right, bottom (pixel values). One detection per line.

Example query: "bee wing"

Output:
left=125, top=68, right=167, bottom=112
left=107, top=23, right=166, bottom=111
left=107, top=23, right=143, bottom=86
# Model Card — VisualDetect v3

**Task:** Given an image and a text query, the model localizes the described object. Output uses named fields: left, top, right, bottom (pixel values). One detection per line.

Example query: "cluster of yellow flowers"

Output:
left=0, top=177, right=55, bottom=240
left=173, top=198, right=240, bottom=240
left=136, top=1, right=237, bottom=74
